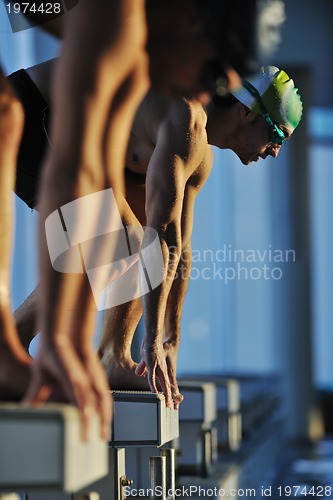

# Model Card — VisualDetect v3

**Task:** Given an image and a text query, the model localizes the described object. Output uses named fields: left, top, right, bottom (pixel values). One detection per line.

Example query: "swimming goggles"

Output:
left=242, top=79, right=285, bottom=146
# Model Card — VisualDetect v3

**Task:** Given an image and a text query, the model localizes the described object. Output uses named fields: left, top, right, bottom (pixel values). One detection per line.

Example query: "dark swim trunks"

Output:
left=8, top=69, right=50, bottom=209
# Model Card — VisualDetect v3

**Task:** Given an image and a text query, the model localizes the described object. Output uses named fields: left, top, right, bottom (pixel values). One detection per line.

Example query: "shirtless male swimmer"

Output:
left=9, top=63, right=302, bottom=408
left=0, top=1, right=281, bottom=435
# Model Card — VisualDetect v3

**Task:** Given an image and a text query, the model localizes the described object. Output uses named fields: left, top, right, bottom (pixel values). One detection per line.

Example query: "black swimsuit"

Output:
left=8, top=69, right=50, bottom=209
left=8, top=69, right=147, bottom=209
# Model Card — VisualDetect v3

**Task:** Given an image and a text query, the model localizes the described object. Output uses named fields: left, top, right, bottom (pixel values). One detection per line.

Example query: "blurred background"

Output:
left=1, top=0, right=333, bottom=444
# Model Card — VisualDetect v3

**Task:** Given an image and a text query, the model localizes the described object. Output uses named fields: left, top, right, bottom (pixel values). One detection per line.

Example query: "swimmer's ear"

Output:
left=240, top=103, right=257, bottom=123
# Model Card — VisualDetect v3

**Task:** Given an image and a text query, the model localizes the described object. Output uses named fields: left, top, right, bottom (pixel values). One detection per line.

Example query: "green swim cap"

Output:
left=232, top=66, right=303, bottom=131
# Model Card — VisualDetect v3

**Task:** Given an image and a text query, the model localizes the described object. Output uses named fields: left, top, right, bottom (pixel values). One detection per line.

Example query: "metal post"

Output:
left=160, top=449, right=175, bottom=500
left=149, top=456, right=166, bottom=500
left=197, top=428, right=212, bottom=478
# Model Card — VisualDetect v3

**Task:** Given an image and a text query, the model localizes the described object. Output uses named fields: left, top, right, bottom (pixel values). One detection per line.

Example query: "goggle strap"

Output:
left=242, top=79, right=285, bottom=145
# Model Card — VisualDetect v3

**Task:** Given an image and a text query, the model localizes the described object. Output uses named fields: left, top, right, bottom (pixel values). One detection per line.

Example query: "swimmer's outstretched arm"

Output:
left=160, top=178, right=211, bottom=408
left=0, top=68, right=31, bottom=400
left=135, top=102, right=213, bottom=407
left=25, top=0, right=149, bottom=440
left=134, top=106, right=193, bottom=408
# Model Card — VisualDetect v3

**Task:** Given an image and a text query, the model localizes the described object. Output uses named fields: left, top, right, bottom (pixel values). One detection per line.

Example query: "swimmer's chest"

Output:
left=126, top=131, right=155, bottom=175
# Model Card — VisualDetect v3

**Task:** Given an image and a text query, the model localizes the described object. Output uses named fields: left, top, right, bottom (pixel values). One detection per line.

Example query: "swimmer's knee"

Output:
left=128, top=51, right=150, bottom=103
left=114, top=50, right=150, bottom=110
left=134, top=51, right=150, bottom=94
left=42, top=161, right=107, bottom=205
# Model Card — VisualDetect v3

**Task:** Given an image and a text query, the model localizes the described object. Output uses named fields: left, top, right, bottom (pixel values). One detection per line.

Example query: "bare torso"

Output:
left=27, top=65, right=212, bottom=231
left=124, top=91, right=213, bottom=231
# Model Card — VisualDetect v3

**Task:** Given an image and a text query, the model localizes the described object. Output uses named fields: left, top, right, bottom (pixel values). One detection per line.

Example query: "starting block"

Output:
left=210, top=377, right=241, bottom=452
left=0, top=403, right=108, bottom=494
left=177, top=374, right=284, bottom=499
left=80, top=391, right=179, bottom=500
left=0, top=392, right=180, bottom=500
left=110, top=391, right=179, bottom=447
left=177, top=381, right=217, bottom=477
left=110, top=391, right=179, bottom=500
left=214, top=373, right=282, bottom=438
left=180, top=375, right=242, bottom=452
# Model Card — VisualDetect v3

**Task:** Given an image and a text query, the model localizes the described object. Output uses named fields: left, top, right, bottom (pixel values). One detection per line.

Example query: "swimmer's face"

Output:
left=146, top=0, right=241, bottom=102
left=233, top=115, right=292, bottom=165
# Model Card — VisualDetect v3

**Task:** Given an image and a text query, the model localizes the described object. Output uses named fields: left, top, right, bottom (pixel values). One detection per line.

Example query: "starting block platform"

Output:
left=106, top=391, right=179, bottom=497
left=177, top=381, right=217, bottom=477
left=110, top=391, right=179, bottom=447
left=0, top=392, right=180, bottom=500
left=180, top=375, right=242, bottom=452
left=178, top=381, right=217, bottom=424
left=0, top=403, right=108, bottom=494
